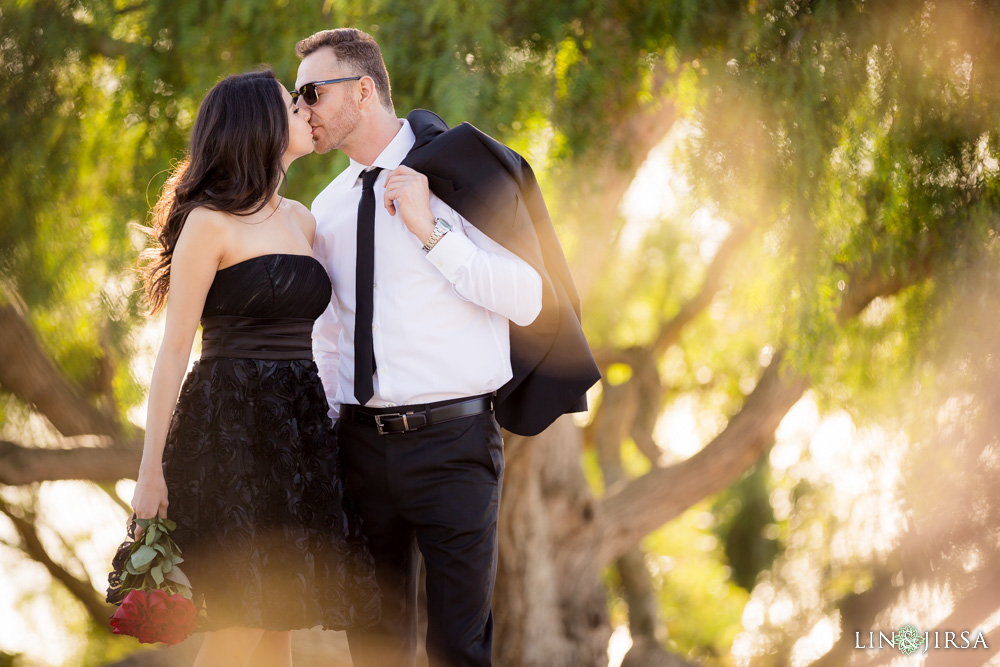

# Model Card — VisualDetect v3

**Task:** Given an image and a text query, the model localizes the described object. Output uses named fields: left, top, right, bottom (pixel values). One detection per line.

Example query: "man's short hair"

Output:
left=296, top=28, right=393, bottom=111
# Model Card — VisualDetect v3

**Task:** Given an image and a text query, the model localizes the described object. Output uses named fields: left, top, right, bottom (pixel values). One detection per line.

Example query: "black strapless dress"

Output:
left=152, top=253, right=379, bottom=631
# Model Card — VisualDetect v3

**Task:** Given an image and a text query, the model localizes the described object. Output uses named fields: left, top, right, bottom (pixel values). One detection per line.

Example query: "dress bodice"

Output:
left=200, top=254, right=332, bottom=361
left=203, top=253, right=332, bottom=320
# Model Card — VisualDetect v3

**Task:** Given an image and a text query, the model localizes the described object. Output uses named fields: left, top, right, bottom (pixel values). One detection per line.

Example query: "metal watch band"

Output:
left=422, top=217, right=451, bottom=253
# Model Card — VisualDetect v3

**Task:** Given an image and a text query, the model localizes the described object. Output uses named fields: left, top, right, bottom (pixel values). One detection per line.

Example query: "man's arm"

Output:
left=383, top=165, right=543, bottom=327
left=425, top=210, right=543, bottom=327
left=310, top=217, right=343, bottom=421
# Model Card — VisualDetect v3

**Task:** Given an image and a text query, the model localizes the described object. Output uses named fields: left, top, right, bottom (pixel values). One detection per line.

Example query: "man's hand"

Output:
left=384, top=165, right=436, bottom=245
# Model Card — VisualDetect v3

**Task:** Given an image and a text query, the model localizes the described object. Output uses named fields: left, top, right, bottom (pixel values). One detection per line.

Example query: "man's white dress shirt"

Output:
left=311, top=119, right=543, bottom=420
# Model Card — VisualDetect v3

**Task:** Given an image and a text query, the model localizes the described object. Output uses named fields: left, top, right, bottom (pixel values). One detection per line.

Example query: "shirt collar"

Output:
left=346, top=119, right=416, bottom=186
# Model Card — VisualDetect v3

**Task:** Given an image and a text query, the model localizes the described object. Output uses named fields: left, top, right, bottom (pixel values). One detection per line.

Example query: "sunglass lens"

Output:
left=303, top=84, right=319, bottom=105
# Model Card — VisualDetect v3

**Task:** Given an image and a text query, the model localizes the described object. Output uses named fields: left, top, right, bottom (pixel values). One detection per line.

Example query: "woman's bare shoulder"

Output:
left=284, top=199, right=317, bottom=241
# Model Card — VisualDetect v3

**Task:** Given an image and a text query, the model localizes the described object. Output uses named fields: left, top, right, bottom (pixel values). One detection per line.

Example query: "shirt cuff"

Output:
left=425, top=230, right=477, bottom=280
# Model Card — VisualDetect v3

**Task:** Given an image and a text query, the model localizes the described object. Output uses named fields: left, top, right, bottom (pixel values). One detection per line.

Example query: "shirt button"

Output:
left=372, top=324, right=378, bottom=331
left=373, top=282, right=377, bottom=288
left=386, top=403, right=395, bottom=408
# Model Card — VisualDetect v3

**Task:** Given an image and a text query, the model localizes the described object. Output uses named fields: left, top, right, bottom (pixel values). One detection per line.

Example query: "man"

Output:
left=296, top=28, right=599, bottom=666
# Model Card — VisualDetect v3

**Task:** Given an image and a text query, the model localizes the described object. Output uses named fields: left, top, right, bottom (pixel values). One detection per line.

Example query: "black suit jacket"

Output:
left=401, top=109, right=600, bottom=436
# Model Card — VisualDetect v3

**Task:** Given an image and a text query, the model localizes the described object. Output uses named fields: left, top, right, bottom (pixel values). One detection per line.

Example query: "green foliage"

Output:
left=643, top=505, right=750, bottom=665
left=76, top=622, right=147, bottom=667
left=685, top=0, right=1000, bottom=383
left=713, top=458, right=781, bottom=591
left=117, top=517, right=192, bottom=599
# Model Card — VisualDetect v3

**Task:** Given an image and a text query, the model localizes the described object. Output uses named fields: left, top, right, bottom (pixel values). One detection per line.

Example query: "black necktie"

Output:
left=354, top=167, right=382, bottom=405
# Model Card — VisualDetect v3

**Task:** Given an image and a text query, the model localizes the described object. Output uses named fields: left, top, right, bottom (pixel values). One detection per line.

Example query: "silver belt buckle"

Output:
left=374, top=412, right=407, bottom=435
left=374, top=413, right=389, bottom=435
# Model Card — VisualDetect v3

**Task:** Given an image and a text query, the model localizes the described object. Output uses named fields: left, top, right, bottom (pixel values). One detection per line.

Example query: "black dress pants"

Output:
left=337, top=402, right=504, bottom=667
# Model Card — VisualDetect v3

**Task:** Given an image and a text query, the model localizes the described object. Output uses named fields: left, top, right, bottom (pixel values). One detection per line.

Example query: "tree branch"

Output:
left=570, top=77, right=679, bottom=303
left=0, top=498, right=113, bottom=628
left=587, top=254, right=937, bottom=568
left=836, top=253, right=934, bottom=323
left=0, top=297, right=118, bottom=437
left=652, top=224, right=753, bottom=357
left=594, top=224, right=753, bottom=368
left=96, top=482, right=134, bottom=515
left=0, top=437, right=141, bottom=485
left=594, top=348, right=810, bottom=567
left=116, top=2, right=148, bottom=15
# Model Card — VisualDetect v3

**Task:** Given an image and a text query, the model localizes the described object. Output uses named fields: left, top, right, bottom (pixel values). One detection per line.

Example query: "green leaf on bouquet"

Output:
left=145, top=525, right=160, bottom=545
left=165, top=565, right=192, bottom=588
left=124, top=559, right=140, bottom=576
left=135, top=517, right=151, bottom=530
left=161, top=558, right=172, bottom=573
left=159, top=518, right=177, bottom=532
left=153, top=543, right=168, bottom=556
left=150, top=564, right=164, bottom=585
left=131, top=544, right=157, bottom=570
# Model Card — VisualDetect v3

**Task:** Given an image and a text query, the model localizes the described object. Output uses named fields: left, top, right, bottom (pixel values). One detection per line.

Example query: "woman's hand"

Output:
left=131, top=466, right=169, bottom=538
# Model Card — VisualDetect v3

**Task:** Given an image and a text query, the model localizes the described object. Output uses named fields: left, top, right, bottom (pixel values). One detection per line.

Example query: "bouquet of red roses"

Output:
left=106, top=516, right=199, bottom=645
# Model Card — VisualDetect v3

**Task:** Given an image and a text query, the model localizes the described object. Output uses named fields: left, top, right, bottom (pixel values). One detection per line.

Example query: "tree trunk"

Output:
left=0, top=299, right=118, bottom=437
left=493, top=415, right=610, bottom=666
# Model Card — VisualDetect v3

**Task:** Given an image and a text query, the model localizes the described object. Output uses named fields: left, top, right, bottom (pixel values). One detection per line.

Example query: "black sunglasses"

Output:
left=290, top=76, right=362, bottom=106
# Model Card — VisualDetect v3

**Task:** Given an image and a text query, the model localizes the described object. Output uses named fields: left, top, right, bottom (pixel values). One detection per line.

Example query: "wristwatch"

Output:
left=422, top=217, right=453, bottom=253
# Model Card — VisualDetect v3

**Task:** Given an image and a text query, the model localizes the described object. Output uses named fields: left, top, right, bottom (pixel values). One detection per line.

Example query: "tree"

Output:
left=2, top=1, right=1000, bottom=665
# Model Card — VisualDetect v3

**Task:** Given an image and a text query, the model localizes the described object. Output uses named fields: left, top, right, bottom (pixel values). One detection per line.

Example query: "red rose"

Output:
left=110, top=590, right=148, bottom=637
left=136, top=618, right=164, bottom=644
left=146, top=589, right=172, bottom=625
left=108, top=588, right=198, bottom=645
left=147, top=588, right=169, bottom=605
left=169, top=594, right=198, bottom=629
left=161, top=594, right=198, bottom=645
left=109, top=614, right=135, bottom=636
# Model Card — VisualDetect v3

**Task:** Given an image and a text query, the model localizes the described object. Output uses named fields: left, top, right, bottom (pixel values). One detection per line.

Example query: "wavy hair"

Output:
left=138, top=69, right=288, bottom=315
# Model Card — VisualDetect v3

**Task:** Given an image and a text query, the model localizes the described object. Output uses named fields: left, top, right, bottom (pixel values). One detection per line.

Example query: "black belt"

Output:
left=341, top=394, right=493, bottom=435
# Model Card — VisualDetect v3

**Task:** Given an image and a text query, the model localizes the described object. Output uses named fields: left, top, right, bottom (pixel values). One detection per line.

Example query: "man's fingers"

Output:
left=389, top=165, right=416, bottom=179
left=383, top=187, right=399, bottom=214
left=383, top=167, right=428, bottom=216
left=383, top=170, right=422, bottom=189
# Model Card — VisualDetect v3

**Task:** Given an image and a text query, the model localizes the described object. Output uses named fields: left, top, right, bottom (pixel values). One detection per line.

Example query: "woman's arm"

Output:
left=131, top=209, right=227, bottom=523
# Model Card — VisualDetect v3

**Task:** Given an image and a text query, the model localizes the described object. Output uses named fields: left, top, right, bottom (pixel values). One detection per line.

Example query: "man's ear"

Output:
left=357, top=75, right=378, bottom=111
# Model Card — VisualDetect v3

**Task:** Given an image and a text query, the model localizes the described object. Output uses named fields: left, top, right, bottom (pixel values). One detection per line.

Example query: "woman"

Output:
left=115, top=69, right=380, bottom=666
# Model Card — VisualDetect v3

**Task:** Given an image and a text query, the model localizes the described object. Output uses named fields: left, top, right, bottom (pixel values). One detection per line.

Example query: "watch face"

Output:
left=436, top=217, right=453, bottom=231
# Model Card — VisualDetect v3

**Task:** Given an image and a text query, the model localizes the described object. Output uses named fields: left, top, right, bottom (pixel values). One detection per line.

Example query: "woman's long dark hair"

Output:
left=138, top=69, right=289, bottom=315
